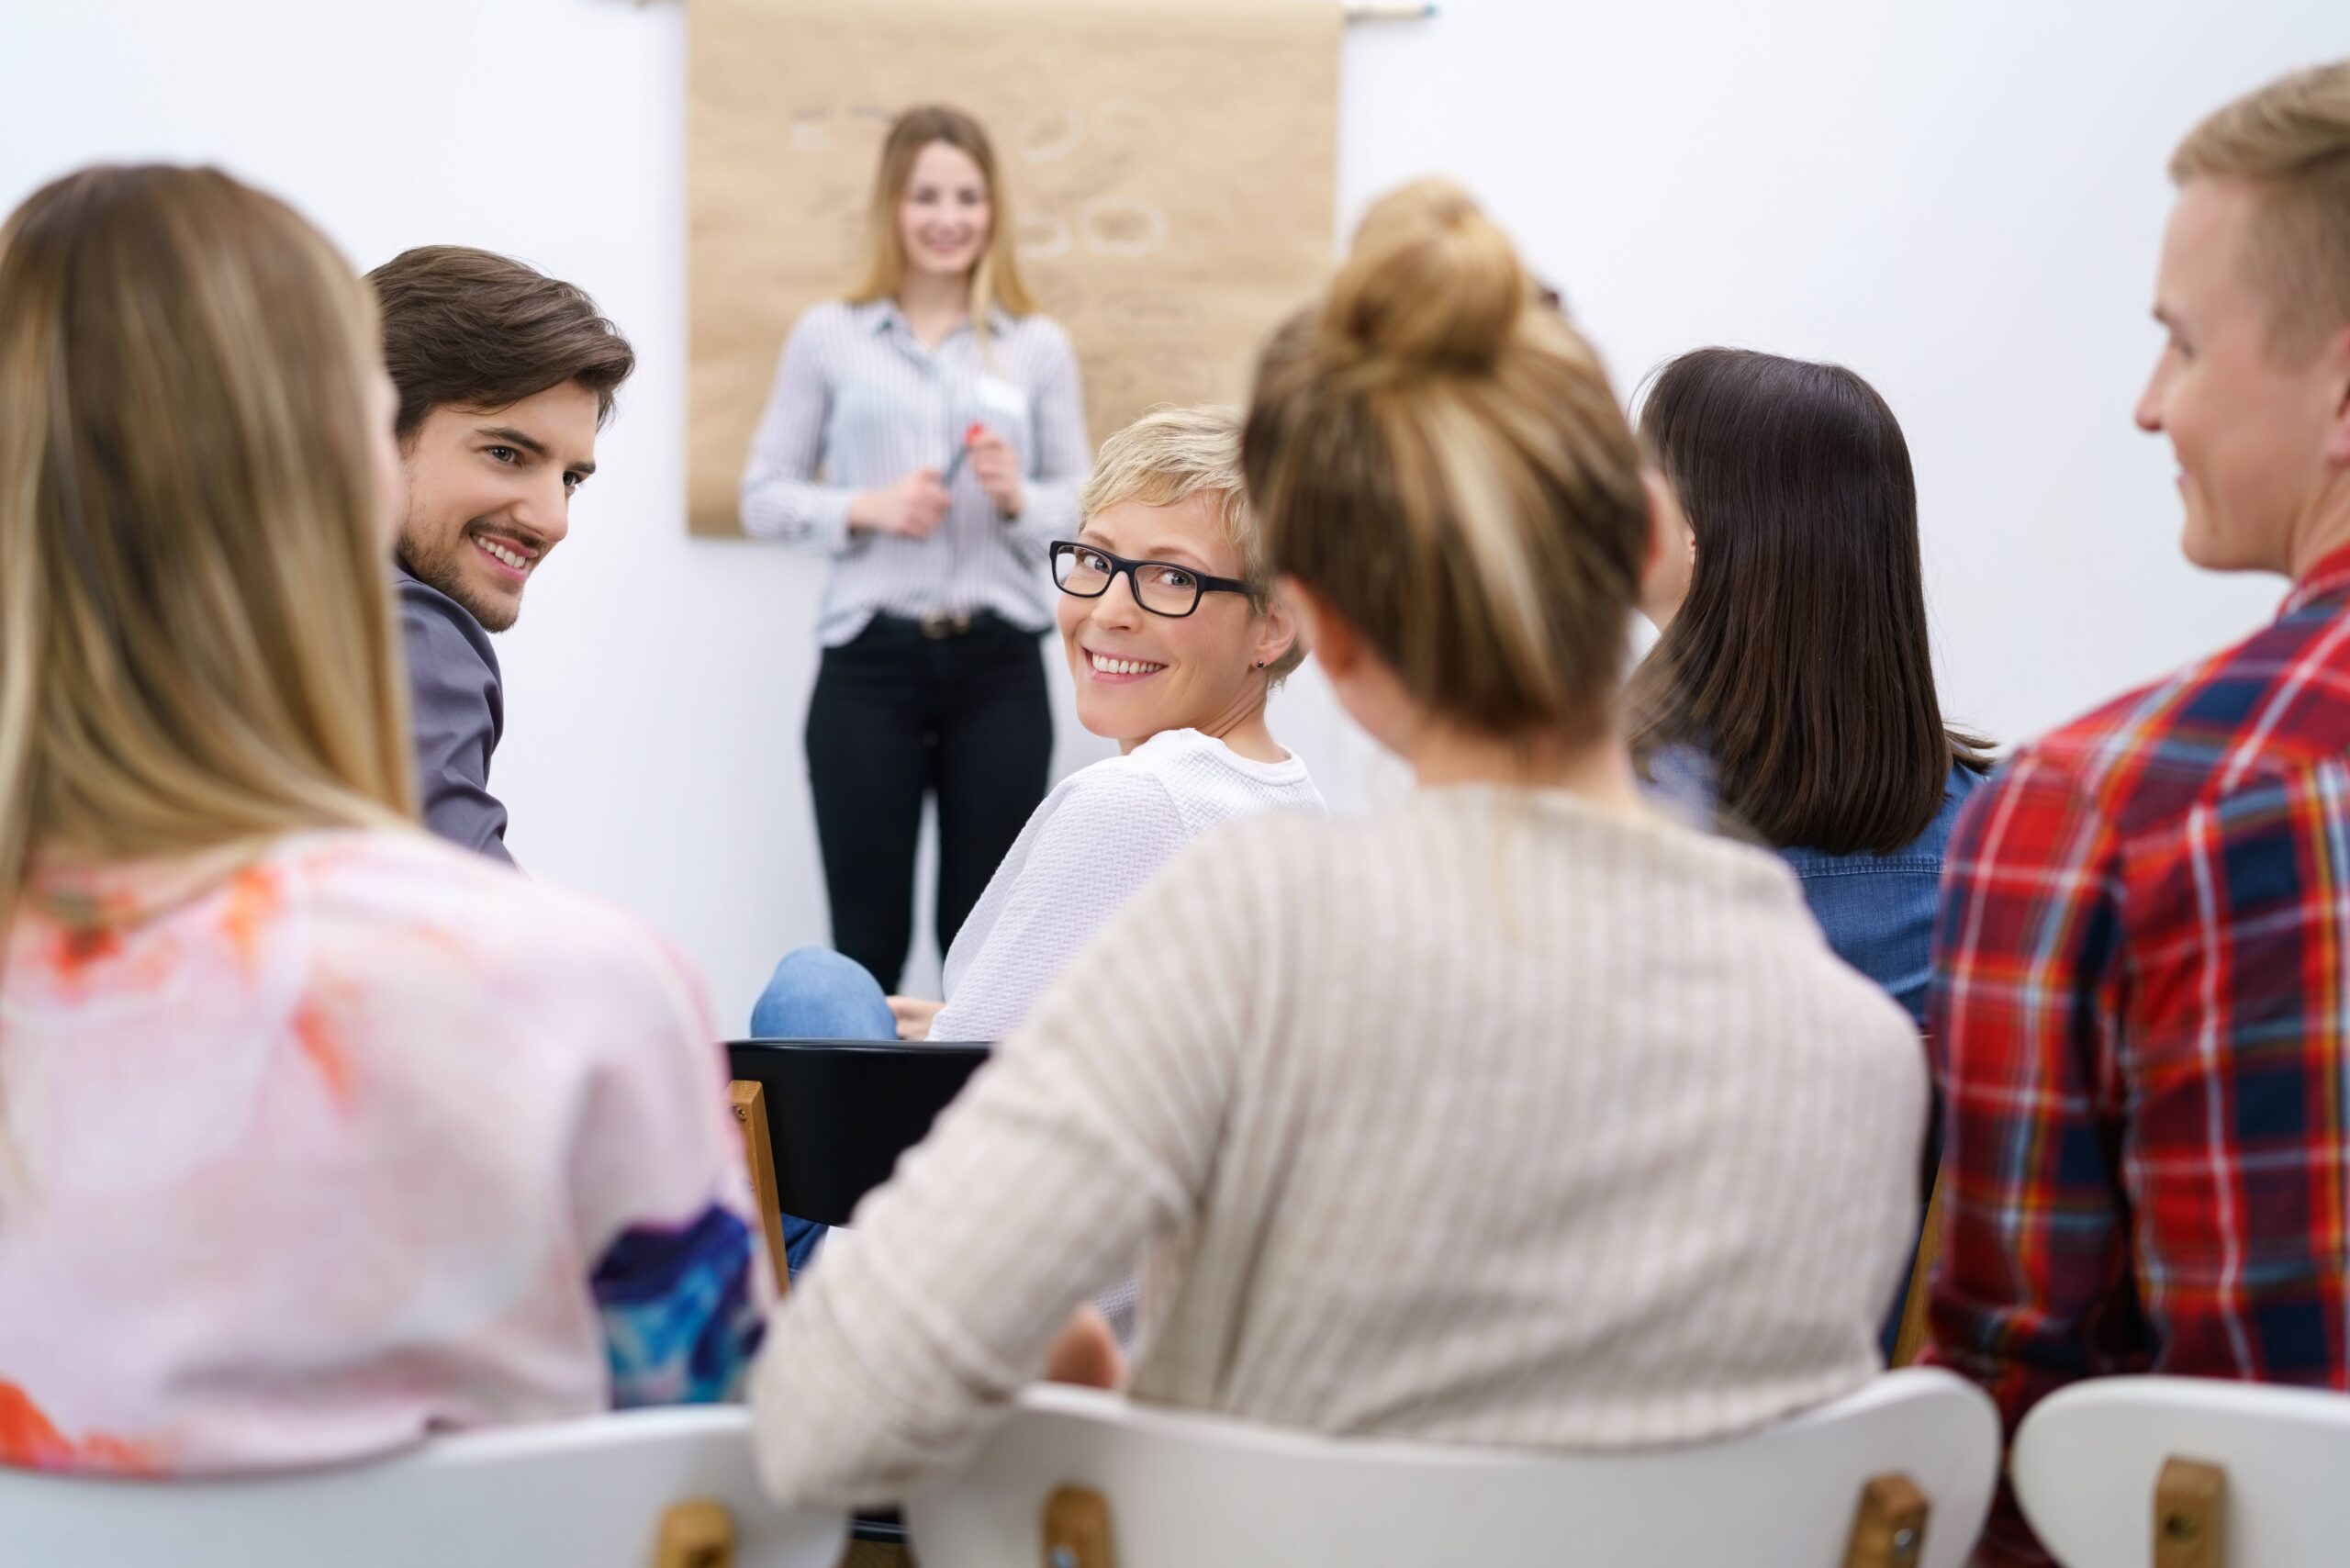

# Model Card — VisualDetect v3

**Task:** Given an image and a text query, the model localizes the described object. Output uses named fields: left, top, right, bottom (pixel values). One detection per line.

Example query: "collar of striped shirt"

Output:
left=851, top=297, right=1014, bottom=339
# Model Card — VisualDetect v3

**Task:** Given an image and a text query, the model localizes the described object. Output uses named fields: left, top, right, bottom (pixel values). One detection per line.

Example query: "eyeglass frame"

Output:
left=1048, top=540, right=1260, bottom=619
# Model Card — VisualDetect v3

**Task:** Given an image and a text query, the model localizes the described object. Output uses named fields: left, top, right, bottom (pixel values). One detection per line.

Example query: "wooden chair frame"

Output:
left=730, top=1080, right=789, bottom=1299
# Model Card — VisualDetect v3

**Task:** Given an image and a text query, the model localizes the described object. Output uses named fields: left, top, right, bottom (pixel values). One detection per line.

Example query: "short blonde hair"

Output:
left=1243, top=180, right=1648, bottom=743
left=1080, top=404, right=1306, bottom=683
left=2171, top=60, right=2350, bottom=356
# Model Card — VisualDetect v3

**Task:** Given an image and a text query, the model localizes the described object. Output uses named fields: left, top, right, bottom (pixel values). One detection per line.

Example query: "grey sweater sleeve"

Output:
left=396, top=570, right=513, bottom=864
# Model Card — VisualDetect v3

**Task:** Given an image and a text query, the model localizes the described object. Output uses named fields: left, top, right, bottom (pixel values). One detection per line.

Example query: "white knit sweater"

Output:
left=751, top=786, right=1927, bottom=1507
left=927, top=728, right=1326, bottom=1043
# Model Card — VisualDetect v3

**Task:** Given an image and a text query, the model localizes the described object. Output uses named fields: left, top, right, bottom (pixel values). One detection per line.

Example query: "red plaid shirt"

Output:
left=1927, top=545, right=2350, bottom=1562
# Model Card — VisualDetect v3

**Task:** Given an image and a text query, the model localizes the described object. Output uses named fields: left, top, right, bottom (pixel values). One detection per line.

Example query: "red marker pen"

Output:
left=940, top=422, right=985, bottom=486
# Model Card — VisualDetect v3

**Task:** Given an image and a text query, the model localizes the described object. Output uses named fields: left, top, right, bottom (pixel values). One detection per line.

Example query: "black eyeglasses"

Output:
left=1050, top=541, right=1257, bottom=619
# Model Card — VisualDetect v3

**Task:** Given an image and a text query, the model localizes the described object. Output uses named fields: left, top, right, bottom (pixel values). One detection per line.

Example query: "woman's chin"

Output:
left=1075, top=695, right=1169, bottom=747
left=1074, top=700, right=1134, bottom=743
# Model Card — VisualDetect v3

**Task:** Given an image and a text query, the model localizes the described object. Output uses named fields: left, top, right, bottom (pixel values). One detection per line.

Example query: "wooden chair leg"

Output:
left=1890, top=1173, right=1945, bottom=1367
left=2154, top=1457, right=2225, bottom=1568
left=1041, top=1484, right=1116, bottom=1568
left=1843, top=1473, right=1929, bottom=1568
left=731, top=1081, right=789, bottom=1299
left=655, top=1498, right=734, bottom=1568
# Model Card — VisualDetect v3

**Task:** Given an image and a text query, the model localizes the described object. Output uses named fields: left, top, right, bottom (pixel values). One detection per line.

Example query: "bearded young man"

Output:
left=367, top=247, right=635, bottom=862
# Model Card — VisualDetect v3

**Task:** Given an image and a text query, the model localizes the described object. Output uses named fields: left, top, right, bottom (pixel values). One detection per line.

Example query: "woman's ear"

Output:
left=1281, top=576, right=1357, bottom=677
left=1286, top=578, right=1416, bottom=760
left=1637, top=466, right=1696, bottom=632
left=1252, top=587, right=1302, bottom=673
left=1640, top=467, right=1669, bottom=578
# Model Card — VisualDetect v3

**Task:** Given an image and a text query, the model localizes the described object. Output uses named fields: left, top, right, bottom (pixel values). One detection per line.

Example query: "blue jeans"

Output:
left=748, top=947, right=897, bottom=1275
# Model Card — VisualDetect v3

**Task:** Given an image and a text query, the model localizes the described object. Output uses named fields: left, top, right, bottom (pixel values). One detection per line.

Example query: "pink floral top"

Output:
left=0, top=829, right=768, bottom=1476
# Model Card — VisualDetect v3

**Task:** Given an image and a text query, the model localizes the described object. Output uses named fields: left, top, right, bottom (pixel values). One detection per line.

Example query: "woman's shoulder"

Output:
left=999, top=308, right=1076, bottom=358
left=1128, top=728, right=1322, bottom=806
left=1037, top=748, right=1190, bottom=827
left=1916, top=755, right=1990, bottom=851
left=1262, top=787, right=1806, bottom=908
left=796, top=298, right=860, bottom=328
left=784, top=298, right=866, bottom=349
left=285, top=830, right=703, bottom=1023
left=1126, top=727, right=1310, bottom=774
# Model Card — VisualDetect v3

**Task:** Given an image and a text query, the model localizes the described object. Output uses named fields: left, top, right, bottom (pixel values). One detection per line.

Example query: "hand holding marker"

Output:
left=950, top=421, right=1023, bottom=518
left=941, top=422, right=985, bottom=487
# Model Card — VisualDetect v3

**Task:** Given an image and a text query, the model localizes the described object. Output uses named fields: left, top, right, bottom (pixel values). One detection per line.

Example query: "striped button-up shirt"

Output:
left=739, top=297, right=1091, bottom=644
left=1927, top=544, right=2350, bottom=1563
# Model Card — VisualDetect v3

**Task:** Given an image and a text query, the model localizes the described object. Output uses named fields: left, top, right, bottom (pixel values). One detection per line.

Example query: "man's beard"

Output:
left=400, top=521, right=523, bottom=633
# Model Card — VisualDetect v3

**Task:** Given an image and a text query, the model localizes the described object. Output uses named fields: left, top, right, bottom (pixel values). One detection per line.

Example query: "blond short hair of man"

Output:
left=1080, top=404, right=1307, bottom=684
left=2171, top=59, right=2350, bottom=357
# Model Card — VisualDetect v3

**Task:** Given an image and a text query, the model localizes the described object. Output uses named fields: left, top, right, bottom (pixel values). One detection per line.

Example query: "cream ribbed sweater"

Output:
left=751, top=787, right=1927, bottom=1507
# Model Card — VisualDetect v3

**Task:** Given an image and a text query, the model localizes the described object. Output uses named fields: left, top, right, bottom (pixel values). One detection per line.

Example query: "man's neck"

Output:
left=2288, top=473, right=2350, bottom=580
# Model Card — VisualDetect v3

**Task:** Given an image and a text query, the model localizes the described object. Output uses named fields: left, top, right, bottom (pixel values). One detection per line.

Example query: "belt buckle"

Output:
left=918, top=611, right=971, bottom=640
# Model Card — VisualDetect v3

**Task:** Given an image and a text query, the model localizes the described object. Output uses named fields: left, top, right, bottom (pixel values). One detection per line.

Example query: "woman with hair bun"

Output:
left=750, top=181, right=1926, bottom=1506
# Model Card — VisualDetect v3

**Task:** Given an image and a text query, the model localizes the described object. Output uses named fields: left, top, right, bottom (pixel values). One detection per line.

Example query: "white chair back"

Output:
left=0, top=1406, right=845, bottom=1568
left=906, top=1370, right=1999, bottom=1568
left=2013, top=1375, right=2350, bottom=1566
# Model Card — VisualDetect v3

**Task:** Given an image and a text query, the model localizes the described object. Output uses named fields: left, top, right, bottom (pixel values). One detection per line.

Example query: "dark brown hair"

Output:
left=366, top=245, right=635, bottom=439
left=1628, top=348, right=1990, bottom=855
left=1242, top=181, right=1649, bottom=744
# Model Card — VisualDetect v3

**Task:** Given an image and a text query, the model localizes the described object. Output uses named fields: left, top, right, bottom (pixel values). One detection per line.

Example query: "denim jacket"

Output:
left=1647, top=747, right=1984, bottom=1026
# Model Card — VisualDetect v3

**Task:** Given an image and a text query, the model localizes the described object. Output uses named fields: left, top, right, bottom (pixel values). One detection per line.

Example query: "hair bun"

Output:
left=1317, top=180, right=1528, bottom=376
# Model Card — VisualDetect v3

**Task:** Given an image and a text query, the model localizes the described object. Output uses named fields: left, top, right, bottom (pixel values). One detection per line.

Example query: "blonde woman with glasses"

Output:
left=752, top=182, right=1926, bottom=1506
left=0, top=164, right=766, bottom=1475
left=747, top=405, right=1324, bottom=1295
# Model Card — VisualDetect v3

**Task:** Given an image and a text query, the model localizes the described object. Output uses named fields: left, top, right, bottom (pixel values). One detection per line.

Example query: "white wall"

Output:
left=5, top=0, right=2342, bottom=1022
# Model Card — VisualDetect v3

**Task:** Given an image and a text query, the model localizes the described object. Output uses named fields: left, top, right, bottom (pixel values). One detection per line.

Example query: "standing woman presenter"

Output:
left=741, top=106, right=1090, bottom=990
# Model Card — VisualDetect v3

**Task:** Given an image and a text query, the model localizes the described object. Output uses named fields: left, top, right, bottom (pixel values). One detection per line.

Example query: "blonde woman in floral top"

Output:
left=0, top=164, right=767, bottom=1475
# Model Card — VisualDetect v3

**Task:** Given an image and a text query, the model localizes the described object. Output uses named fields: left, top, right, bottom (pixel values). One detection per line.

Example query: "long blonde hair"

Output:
left=848, top=106, right=1037, bottom=340
left=0, top=165, right=417, bottom=957
left=1241, top=180, right=1650, bottom=744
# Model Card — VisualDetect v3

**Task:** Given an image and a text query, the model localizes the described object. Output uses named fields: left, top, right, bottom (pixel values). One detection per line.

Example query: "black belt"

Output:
left=864, top=610, right=1033, bottom=642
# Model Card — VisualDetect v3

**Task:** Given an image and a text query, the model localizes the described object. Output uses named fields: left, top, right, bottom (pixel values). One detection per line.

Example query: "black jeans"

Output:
left=804, top=612, right=1053, bottom=991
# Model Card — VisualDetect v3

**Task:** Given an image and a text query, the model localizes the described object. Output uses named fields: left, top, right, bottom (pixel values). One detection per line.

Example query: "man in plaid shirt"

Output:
left=1928, top=61, right=2350, bottom=1563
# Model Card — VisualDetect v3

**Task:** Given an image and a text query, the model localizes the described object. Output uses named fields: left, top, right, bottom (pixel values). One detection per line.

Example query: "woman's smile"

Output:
left=1082, top=644, right=1169, bottom=683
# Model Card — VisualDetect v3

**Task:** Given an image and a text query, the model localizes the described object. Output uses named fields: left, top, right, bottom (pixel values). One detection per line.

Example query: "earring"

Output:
left=1254, top=660, right=1266, bottom=668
